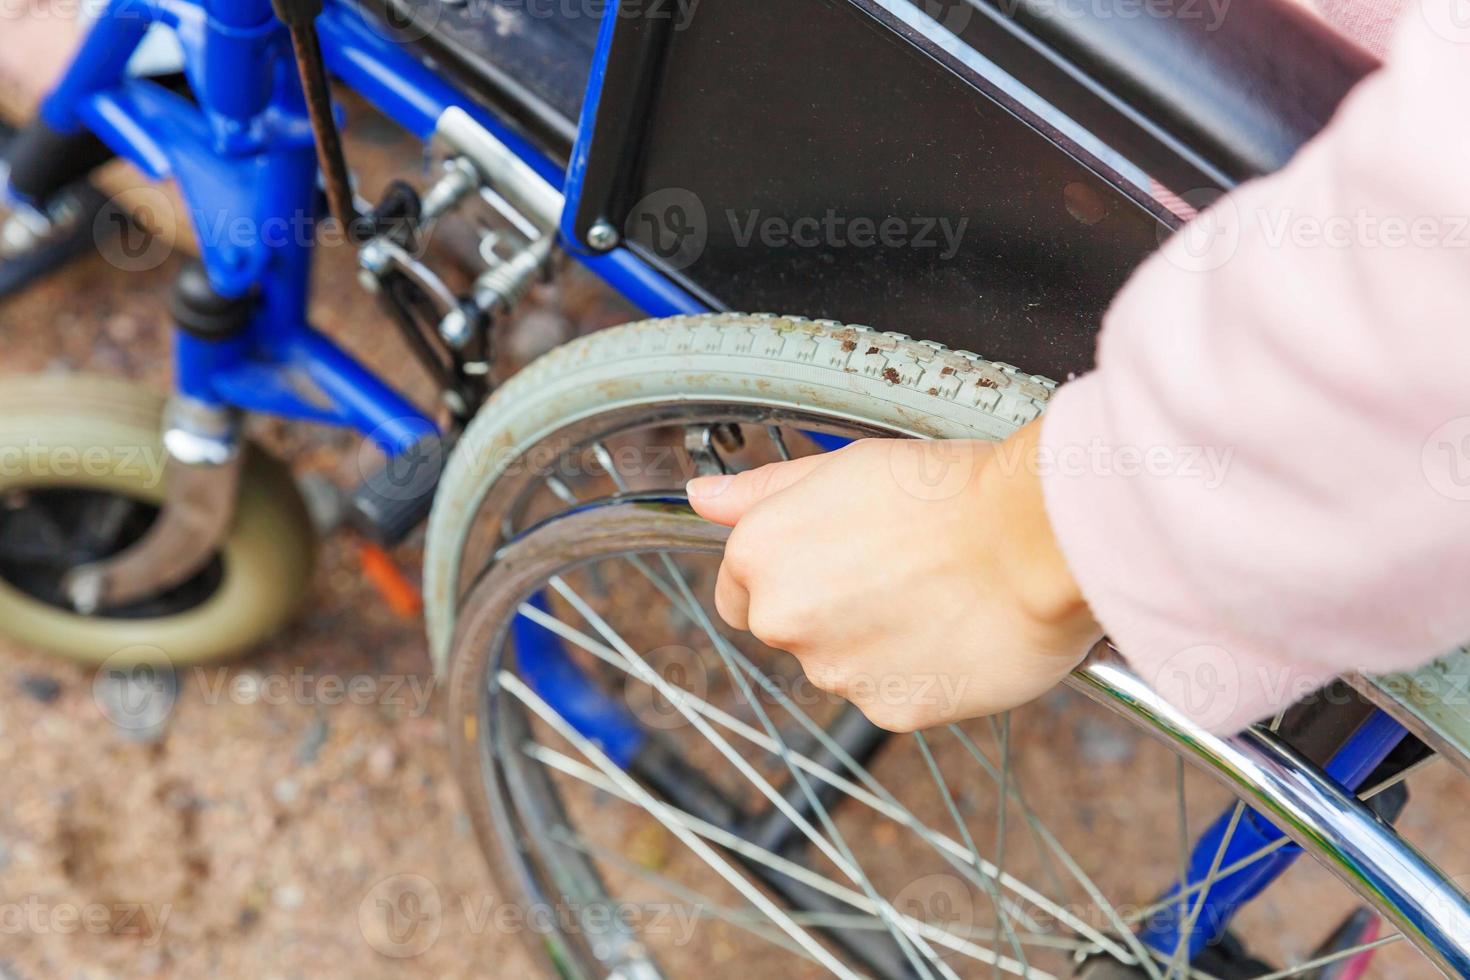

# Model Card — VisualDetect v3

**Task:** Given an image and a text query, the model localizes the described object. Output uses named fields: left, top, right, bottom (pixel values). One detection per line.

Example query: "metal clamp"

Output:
left=63, top=397, right=243, bottom=613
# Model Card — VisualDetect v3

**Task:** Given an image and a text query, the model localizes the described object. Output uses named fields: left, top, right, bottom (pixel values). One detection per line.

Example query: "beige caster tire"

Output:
left=0, top=373, right=316, bottom=666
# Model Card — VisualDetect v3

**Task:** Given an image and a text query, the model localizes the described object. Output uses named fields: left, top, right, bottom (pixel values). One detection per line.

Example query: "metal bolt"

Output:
left=0, top=207, right=50, bottom=258
left=62, top=567, right=104, bottom=616
left=356, top=240, right=391, bottom=294
left=358, top=240, right=391, bottom=275
left=438, top=308, right=473, bottom=350
left=419, top=156, right=478, bottom=223
left=586, top=220, right=619, bottom=252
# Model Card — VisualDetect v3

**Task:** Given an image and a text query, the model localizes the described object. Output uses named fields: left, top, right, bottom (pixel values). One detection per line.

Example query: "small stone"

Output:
left=295, top=716, right=329, bottom=765
left=18, top=674, right=62, bottom=703
left=272, top=883, right=305, bottom=911
left=104, top=314, right=143, bottom=343
left=272, top=779, right=299, bottom=805
left=625, top=822, right=672, bottom=872
left=93, top=665, right=177, bottom=742
left=366, top=743, right=396, bottom=783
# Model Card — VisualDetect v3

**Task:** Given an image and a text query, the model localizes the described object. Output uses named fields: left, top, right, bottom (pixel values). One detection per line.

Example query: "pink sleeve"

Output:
left=1039, top=0, right=1470, bottom=734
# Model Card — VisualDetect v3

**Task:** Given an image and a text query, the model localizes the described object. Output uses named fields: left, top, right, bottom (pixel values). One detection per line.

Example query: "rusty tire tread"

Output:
left=424, top=313, right=1057, bottom=675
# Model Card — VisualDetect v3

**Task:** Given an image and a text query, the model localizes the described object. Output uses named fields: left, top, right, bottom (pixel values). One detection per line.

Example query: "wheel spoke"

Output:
left=1125, top=762, right=1437, bottom=932
left=950, top=726, right=1165, bottom=980
left=991, top=715, right=1020, bottom=980
left=1246, top=933, right=1400, bottom=980
left=546, top=573, right=972, bottom=978
left=966, top=719, right=1068, bottom=916
left=1168, top=803, right=1246, bottom=980
left=613, top=556, right=1138, bottom=965
left=766, top=425, right=793, bottom=461
left=652, top=552, right=960, bottom=980
left=1174, top=757, right=1191, bottom=969
left=914, top=729, right=1030, bottom=975
left=524, top=739, right=1053, bottom=973
left=500, top=670, right=862, bottom=977
left=655, top=552, right=964, bottom=980
left=545, top=822, right=824, bottom=963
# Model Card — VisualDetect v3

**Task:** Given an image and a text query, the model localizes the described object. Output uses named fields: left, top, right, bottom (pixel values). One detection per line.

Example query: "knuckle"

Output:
left=746, top=602, right=806, bottom=651
left=723, top=522, right=764, bottom=577
left=801, top=660, right=848, bottom=696
left=862, top=704, right=924, bottom=734
left=712, top=588, right=743, bottom=629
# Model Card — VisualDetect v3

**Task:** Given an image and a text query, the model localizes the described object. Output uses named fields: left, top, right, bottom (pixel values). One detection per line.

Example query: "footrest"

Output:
left=348, top=434, right=445, bottom=546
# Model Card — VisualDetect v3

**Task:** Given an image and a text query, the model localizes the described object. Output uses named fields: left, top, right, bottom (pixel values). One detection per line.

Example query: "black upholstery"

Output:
left=367, top=0, right=602, bottom=161
left=366, top=0, right=1379, bottom=186
left=976, top=0, right=1379, bottom=186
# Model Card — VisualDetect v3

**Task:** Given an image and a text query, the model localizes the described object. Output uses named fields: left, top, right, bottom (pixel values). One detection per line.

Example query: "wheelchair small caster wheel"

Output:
left=0, top=374, right=316, bottom=666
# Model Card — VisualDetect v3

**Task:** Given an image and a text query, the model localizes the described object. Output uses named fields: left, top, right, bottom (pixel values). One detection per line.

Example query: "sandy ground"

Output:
left=0, top=69, right=633, bottom=974
left=1, top=17, right=1468, bottom=980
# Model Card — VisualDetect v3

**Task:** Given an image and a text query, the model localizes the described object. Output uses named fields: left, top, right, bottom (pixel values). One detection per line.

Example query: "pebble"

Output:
left=18, top=674, right=61, bottom=704
left=93, top=666, right=177, bottom=742
left=272, top=779, right=300, bottom=806
left=295, top=716, right=329, bottom=765
left=104, top=313, right=143, bottom=343
left=366, top=743, right=396, bottom=782
left=272, top=883, right=305, bottom=911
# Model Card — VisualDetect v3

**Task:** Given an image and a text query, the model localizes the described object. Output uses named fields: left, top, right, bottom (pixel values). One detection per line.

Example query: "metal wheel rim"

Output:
left=0, top=486, right=224, bottom=618
left=449, top=399, right=910, bottom=610
left=447, top=496, right=1470, bottom=979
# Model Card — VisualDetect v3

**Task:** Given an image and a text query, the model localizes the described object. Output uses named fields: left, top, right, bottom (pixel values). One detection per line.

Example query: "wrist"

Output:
left=978, top=422, right=1097, bottom=638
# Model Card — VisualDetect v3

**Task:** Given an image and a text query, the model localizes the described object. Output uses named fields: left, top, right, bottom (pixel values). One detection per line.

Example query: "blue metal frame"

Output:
left=22, top=0, right=703, bottom=457
left=10, top=0, right=1409, bottom=967
left=1139, top=710, right=1407, bottom=960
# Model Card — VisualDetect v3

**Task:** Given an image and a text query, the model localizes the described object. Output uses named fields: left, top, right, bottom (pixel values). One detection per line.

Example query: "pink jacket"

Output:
left=1039, top=0, right=1470, bottom=732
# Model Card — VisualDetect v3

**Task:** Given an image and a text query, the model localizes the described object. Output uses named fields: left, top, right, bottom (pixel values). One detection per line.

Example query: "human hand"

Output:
left=687, top=422, right=1100, bottom=732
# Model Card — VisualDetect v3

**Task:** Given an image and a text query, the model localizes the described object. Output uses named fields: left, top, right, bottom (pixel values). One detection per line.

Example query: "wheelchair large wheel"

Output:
left=0, top=373, right=316, bottom=665
left=426, top=315, right=1470, bottom=979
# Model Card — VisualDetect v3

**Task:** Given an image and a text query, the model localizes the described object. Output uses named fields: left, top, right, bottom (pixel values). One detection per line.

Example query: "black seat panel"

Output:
left=973, top=0, right=1379, bottom=187
left=368, top=0, right=603, bottom=160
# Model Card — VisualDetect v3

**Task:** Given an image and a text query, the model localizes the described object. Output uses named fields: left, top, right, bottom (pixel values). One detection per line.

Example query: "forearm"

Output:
left=1040, top=0, right=1470, bottom=732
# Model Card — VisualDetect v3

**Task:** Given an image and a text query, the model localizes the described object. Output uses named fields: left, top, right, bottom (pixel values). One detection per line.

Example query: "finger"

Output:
left=686, top=453, right=829, bottom=526
left=713, top=557, right=750, bottom=631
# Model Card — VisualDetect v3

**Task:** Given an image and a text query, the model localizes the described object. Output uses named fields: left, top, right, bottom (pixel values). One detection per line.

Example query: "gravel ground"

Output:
left=0, top=95, right=635, bottom=978
left=2, top=45, right=1468, bottom=980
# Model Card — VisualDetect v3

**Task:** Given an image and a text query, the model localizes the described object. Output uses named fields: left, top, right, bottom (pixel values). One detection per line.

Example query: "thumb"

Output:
left=686, top=453, right=829, bottom=526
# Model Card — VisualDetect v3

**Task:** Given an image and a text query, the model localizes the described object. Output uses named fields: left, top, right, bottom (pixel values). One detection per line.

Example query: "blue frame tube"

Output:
left=513, top=593, right=645, bottom=768
left=26, top=0, right=438, bottom=454
left=315, top=4, right=708, bottom=319
left=1139, top=710, right=1408, bottom=960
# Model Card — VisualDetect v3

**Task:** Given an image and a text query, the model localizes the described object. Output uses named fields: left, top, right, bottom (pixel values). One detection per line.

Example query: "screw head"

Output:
left=586, top=220, right=619, bottom=251
left=358, top=240, right=391, bottom=275
left=438, top=308, right=472, bottom=350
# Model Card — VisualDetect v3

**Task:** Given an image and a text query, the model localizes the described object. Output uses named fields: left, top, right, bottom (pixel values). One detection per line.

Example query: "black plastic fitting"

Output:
left=170, top=261, right=259, bottom=340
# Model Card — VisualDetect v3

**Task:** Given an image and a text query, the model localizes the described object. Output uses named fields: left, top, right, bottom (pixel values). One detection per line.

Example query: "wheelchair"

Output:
left=2, top=0, right=1468, bottom=975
